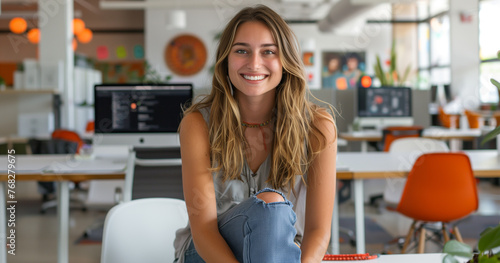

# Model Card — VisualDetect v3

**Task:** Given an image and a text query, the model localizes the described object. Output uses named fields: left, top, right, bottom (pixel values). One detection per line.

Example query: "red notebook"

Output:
left=323, top=253, right=379, bottom=261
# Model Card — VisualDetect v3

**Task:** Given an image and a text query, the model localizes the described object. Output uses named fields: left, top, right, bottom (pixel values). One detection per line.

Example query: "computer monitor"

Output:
left=357, top=87, right=412, bottom=117
left=93, top=83, right=193, bottom=147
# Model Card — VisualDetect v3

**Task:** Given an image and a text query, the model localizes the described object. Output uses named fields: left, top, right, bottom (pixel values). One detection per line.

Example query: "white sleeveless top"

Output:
left=173, top=107, right=307, bottom=262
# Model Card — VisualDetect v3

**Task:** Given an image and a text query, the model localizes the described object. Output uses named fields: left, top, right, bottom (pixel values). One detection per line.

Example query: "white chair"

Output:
left=384, top=138, right=450, bottom=206
left=100, top=198, right=188, bottom=263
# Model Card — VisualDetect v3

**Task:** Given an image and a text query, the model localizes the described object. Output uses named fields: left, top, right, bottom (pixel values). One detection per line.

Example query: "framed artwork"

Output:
left=164, top=34, right=207, bottom=76
left=302, top=52, right=314, bottom=66
left=321, top=51, right=366, bottom=89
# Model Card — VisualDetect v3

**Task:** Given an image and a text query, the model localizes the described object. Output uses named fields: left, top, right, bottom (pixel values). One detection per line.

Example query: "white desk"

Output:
left=340, top=127, right=482, bottom=152
left=333, top=150, right=500, bottom=254
left=0, top=154, right=127, bottom=263
left=321, top=253, right=456, bottom=263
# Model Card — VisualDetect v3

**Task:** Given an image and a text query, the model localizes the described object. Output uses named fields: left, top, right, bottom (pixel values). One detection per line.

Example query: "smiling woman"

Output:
left=173, top=4, right=338, bottom=263
left=228, top=21, right=283, bottom=101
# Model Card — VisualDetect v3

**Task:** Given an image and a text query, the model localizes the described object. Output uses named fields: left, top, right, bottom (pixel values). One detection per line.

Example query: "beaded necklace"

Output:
left=241, top=118, right=272, bottom=128
left=241, top=118, right=273, bottom=151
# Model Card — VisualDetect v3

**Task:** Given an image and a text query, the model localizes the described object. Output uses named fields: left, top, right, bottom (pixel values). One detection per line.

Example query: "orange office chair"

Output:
left=52, top=129, right=85, bottom=154
left=85, top=121, right=95, bottom=133
left=464, top=110, right=482, bottom=129
left=396, top=152, right=478, bottom=253
left=381, top=126, right=424, bottom=152
left=438, top=107, right=460, bottom=128
left=492, top=112, right=500, bottom=127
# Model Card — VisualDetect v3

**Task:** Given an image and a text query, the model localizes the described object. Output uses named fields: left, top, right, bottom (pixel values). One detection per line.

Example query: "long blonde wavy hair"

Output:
left=183, top=4, right=335, bottom=190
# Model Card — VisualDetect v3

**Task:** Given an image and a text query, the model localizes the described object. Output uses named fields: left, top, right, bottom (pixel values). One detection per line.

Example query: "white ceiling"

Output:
left=0, top=0, right=417, bottom=32
left=96, top=0, right=394, bottom=31
left=98, top=0, right=338, bottom=20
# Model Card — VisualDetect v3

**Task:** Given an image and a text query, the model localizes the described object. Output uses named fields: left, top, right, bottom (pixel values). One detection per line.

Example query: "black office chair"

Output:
left=28, top=138, right=87, bottom=213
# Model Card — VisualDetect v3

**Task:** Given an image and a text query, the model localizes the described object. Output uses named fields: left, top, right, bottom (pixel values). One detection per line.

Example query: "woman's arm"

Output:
left=300, top=110, right=337, bottom=263
left=179, top=111, right=239, bottom=263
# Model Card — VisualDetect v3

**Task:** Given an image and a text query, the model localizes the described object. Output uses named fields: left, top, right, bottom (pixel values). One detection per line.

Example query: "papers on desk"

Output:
left=42, top=158, right=126, bottom=174
left=423, top=127, right=482, bottom=137
left=0, top=155, right=69, bottom=174
left=349, top=130, right=382, bottom=137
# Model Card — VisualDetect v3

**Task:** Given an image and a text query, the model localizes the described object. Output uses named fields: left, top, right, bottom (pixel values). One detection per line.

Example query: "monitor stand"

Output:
left=356, top=117, right=414, bottom=130
left=92, top=133, right=180, bottom=148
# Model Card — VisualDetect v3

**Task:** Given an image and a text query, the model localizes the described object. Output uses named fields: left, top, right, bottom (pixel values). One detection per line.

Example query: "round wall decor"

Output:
left=165, top=34, right=207, bottom=76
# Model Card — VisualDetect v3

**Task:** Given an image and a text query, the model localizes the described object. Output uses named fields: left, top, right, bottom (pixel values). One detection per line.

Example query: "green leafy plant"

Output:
left=140, top=61, right=172, bottom=84
left=373, top=40, right=411, bottom=87
left=480, top=50, right=500, bottom=145
left=443, top=223, right=500, bottom=263
left=0, top=76, right=5, bottom=87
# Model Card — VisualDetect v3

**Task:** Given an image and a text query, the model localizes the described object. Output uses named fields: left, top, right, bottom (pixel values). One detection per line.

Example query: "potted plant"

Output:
left=373, top=40, right=411, bottom=87
left=442, top=223, right=500, bottom=263
left=480, top=50, right=500, bottom=145
left=140, top=60, right=172, bottom=84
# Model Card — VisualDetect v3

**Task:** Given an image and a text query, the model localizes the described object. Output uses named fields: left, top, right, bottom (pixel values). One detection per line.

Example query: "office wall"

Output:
left=449, top=0, right=480, bottom=109
left=145, top=7, right=392, bottom=90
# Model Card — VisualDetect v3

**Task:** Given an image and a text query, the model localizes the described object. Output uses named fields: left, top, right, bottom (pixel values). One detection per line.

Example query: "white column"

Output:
left=449, top=0, right=480, bottom=109
left=39, top=0, right=74, bottom=130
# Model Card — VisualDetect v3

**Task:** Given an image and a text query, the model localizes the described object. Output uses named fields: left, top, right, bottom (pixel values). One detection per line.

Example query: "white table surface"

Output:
left=340, top=127, right=484, bottom=152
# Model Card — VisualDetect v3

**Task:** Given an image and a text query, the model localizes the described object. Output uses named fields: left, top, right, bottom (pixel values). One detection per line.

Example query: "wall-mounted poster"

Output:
left=321, top=52, right=366, bottom=89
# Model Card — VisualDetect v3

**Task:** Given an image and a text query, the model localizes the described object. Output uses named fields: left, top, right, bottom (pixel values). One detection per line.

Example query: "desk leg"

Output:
left=450, top=139, right=461, bottom=152
left=361, top=141, right=368, bottom=153
left=330, top=189, right=340, bottom=254
left=57, top=181, right=69, bottom=263
left=0, top=182, right=6, bottom=263
left=354, top=179, right=366, bottom=253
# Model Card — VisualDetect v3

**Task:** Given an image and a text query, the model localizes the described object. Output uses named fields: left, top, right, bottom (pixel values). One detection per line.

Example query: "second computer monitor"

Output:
left=357, top=87, right=412, bottom=117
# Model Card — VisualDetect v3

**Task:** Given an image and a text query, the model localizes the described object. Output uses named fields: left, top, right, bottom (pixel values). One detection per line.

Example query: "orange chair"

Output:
left=396, top=153, right=478, bottom=253
left=493, top=112, right=500, bottom=127
left=85, top=121, right=95, bottom=133
left=381, top=126, right=424, bottom=152
left=438, top=107, right=460, bottom=128
left=464, top=110, right=482, bottom=129
left=51, top=129, right=85, bottom=153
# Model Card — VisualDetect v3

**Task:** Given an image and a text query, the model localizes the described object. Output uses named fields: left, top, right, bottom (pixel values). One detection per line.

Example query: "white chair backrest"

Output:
left=101, top=198, right=188, bottom=263
left=389, top=137, right=449, bottom=154
left=384, top=138, right=450, bottom=205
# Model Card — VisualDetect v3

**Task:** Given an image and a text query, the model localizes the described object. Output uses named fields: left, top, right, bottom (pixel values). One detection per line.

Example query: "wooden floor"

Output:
left=6, top=180, right=500, bottom=263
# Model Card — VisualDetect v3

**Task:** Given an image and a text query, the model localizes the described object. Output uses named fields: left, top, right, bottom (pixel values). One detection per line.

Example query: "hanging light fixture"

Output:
left=9, top=17, right=28, bottom=34
left=72, top=38, right=78, bottom=51
left=76, top=28, right=93, bottom=44
left=27, top=28, right=40, bottom=44
left=73, top=18, right=85, bottom=35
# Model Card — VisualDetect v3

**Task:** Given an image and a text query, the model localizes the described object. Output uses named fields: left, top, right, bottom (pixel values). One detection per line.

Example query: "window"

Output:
left=416, top=2, right=450, bottom=91
left=479, top=0, right=500, bottom=103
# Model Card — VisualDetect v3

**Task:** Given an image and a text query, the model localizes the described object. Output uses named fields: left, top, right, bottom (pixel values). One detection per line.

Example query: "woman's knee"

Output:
left=256, top=191, right=285, bottom=203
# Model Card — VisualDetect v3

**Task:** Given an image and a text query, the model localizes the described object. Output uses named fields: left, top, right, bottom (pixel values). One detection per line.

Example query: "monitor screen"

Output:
left=357, top=87, right=412, bottom=117
left=93, top=83, right=192, bottom=147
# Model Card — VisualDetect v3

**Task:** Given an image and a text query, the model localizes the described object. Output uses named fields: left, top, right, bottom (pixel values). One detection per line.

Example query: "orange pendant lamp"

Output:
left=9, top=17, right=28, bottom=34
